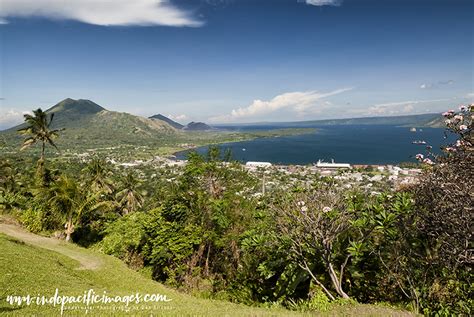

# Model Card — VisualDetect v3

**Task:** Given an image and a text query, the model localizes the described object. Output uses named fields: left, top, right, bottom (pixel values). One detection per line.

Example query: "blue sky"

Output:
left=0, top=0, right=473, bottom=128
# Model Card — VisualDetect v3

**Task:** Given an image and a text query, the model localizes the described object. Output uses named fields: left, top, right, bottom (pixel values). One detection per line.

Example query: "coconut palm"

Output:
left=48, top=175, right=106, bottom=242
left=18, top=108, right=60, bottom=166
left=83, top=157, right=114, bottom=194
left=116, top=171, right=144, bottom=214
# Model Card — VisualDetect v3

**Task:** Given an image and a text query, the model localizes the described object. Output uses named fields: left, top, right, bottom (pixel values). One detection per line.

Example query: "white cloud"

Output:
left=0, top=18, right=8, bottom=25
left=305, top=0, right=343, bottom=7
left=0, top=109, right=31, bottom=129
left=0, top=0, right=202, bottom=27
left=209, top=88, right=352, bottom=123
left=168, top=114, right=187, bottom=121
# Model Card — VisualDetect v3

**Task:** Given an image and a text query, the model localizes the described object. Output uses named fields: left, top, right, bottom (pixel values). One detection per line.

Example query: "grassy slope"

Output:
left=0, top=233, right=302, bottom=317
left=0, top=230, right=416, bottom=317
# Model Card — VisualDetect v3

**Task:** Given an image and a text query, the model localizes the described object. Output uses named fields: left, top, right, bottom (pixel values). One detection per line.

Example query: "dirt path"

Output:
left=0, top=219, right=102, bottom=270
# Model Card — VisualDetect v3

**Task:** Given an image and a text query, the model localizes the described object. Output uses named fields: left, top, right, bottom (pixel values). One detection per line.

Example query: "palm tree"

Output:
left=83, top=157, right=114, bottom=194
left=48, top=175, right=105, bottom=242
left=18, top=108, right=60, bottom=167
left=116, top=171, right=144, bottom=214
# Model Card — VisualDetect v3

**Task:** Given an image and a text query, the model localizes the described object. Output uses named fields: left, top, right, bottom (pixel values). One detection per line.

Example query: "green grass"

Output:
left=0, top=233, right=415, bottom=317
left=0, top=233, right=301, bottom=316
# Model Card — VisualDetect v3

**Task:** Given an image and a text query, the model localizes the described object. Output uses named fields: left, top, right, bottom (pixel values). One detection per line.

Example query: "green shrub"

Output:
left=100, top=211, right=150, bottom=259
left=19, top=207, right=44, bottom=233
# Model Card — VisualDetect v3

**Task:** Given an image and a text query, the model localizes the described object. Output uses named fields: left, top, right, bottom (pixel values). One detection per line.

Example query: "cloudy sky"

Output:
left=0, top=0, right=473, bottom=128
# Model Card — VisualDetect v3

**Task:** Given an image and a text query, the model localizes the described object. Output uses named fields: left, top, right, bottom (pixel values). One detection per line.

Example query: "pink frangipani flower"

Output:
left=322, top=207, right=332, bottom=213
left=423, top=158, right=434, bottom=165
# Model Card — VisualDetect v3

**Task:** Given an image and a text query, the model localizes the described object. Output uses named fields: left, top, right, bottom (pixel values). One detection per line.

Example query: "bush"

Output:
left=100, top=211, right=150, bottom=264
left=19, top=207, right=44, bottom=233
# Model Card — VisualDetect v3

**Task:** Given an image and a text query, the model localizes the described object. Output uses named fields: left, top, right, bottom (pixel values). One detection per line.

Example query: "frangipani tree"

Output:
left=413, top=104, right=473, bottom=267
left=273, top=186, right=352, bottom=300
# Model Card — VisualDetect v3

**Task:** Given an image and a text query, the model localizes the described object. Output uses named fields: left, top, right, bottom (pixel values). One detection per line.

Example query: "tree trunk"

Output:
left=189, top=243, right=206, bottom=271
left=328, top=261, right=350, bottom=299
left=36, top=143, right=46, bottom=185
left=41, top=141, right=45, bottom=163
left=204, top=244, right=211, bottom=276
left=65, top=215, right=74, bottom=242
left=299, top=262, right=336, bottom=301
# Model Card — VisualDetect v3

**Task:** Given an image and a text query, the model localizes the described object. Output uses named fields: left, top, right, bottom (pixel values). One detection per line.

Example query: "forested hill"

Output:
left=1, top=98, right=178, bottom=151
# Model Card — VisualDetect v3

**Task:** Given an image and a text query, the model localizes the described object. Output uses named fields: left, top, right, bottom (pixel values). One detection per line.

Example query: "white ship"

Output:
left=316, top=159, right=351, bottom=169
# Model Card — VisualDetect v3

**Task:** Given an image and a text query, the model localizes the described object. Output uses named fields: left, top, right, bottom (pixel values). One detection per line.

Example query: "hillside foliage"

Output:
left=0, top=105, right=472, bottom=316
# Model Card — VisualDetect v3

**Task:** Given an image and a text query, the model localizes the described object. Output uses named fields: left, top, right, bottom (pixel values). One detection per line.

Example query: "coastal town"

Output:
left=72, top=152, right=423, bottom=196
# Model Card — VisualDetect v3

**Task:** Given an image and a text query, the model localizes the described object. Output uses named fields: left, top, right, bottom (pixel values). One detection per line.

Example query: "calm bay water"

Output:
left=176, top=125, right=448, bottom=165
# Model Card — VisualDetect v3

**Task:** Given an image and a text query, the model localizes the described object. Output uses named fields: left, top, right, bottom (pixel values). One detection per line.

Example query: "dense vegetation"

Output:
left=0, top=105, right=472, bottom=316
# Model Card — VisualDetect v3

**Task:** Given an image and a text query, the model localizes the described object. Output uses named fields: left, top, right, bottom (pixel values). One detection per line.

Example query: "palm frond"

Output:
left=47, top=113, right=55, bottom=128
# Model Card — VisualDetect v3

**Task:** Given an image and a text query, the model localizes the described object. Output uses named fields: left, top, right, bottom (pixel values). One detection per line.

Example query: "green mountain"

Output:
left=183, top=121, right=213, bottom=131
left=2, top=98, right=178, bottom=152
left=149, top=114, right=184, bottom=129
left=48, top=98, right=105, bottom=114
left=5, top=98, right=104, bottom=132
